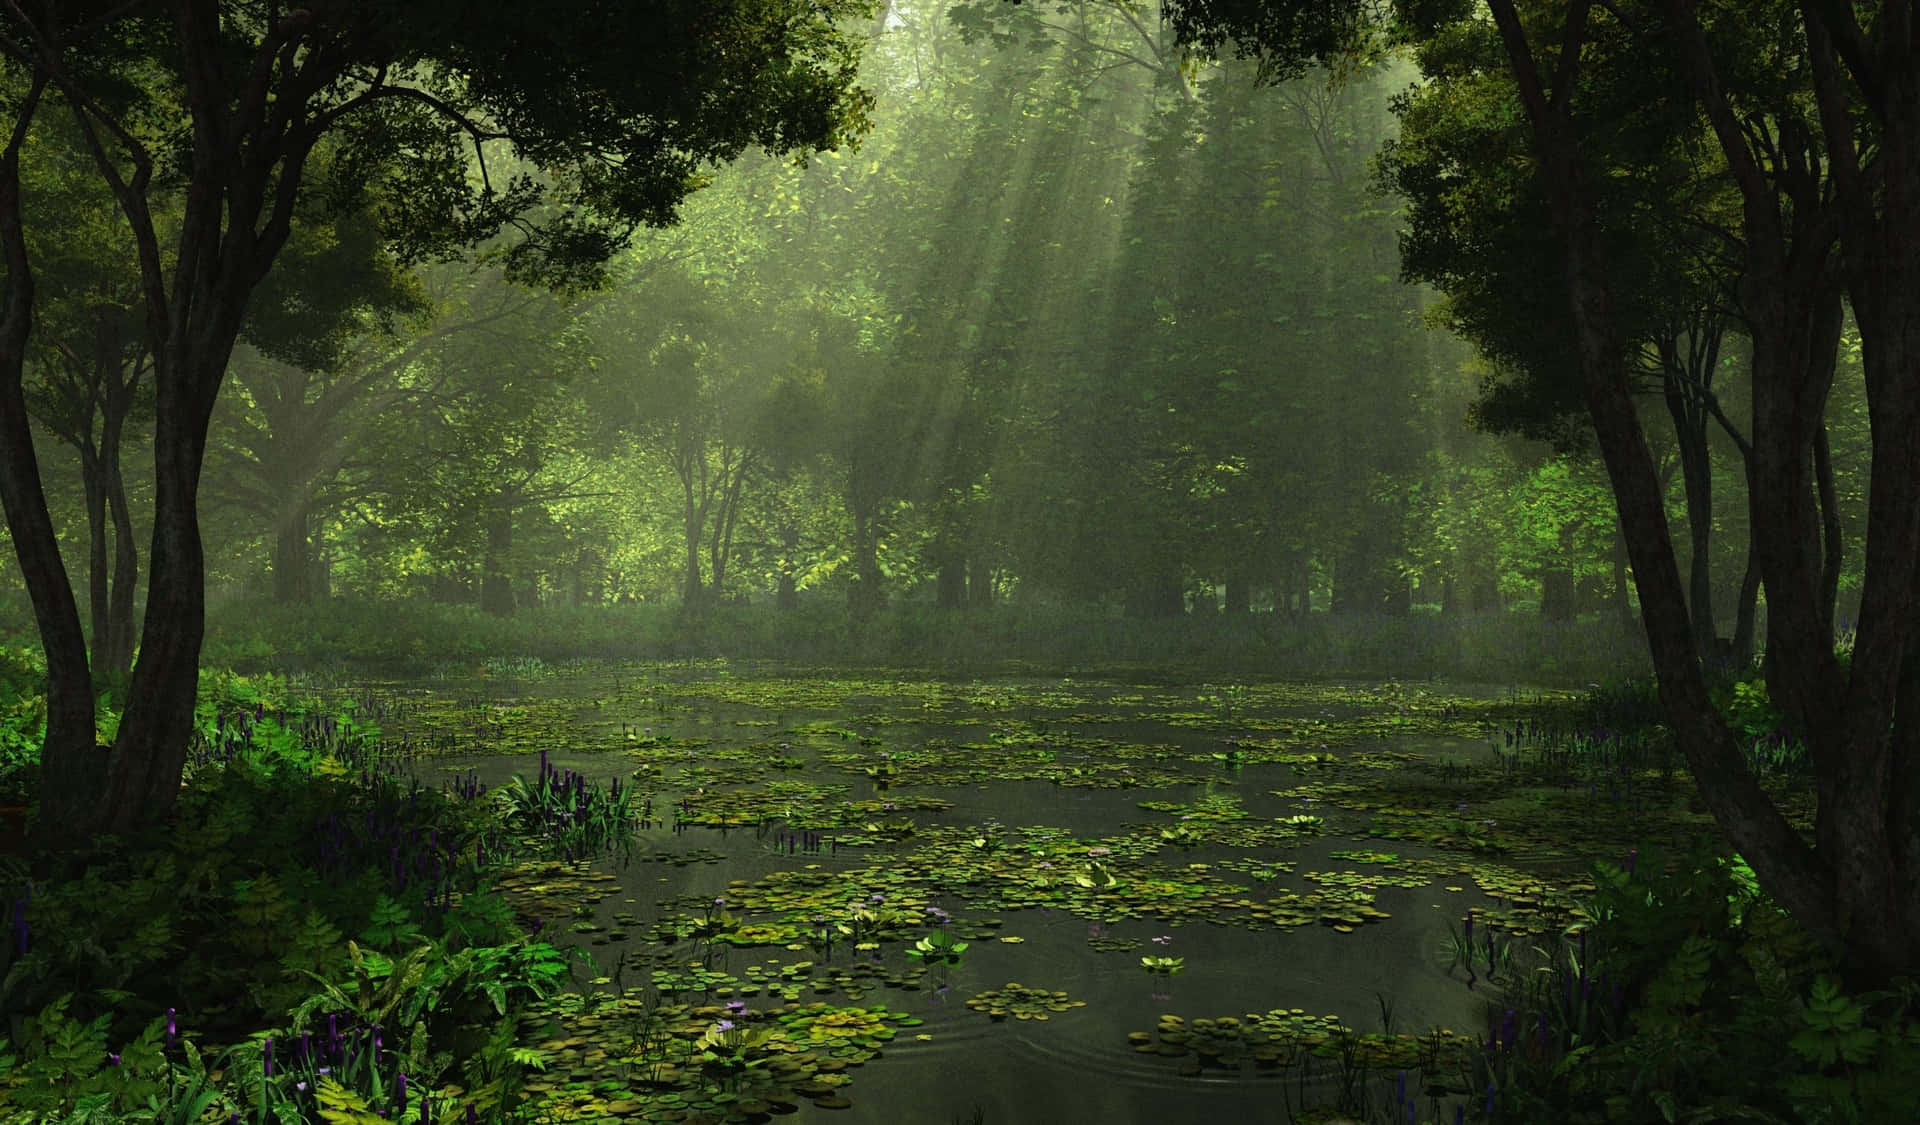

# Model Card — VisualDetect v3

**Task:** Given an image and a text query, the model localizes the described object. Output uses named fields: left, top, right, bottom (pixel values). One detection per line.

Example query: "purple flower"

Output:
left=264, top=1037, right=274, bottom=1077
left=715, top=1019, right=736, bottom=1033
left=725, top=999, right=748, bottom=1015
left=1151, top=935, right=1172, bottom=946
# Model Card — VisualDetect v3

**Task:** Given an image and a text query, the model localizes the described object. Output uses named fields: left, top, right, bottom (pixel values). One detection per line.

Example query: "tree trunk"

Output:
left=1224, top=577, right=1250, bottom=615
left=1667, top=379, right=1718, bottom=652
left=847, top=508, right=882, bottom=620
left=1281, top=554, right=1313, bottom=621
left=0, top=93, right=107, bottom=856
left=480, top=504, right=515, bottom=617
left=1732, top=550, right=1761, bottom=668
left=1806, top=13, right=1920, bottom=975
left=1490, top=0, right=1843, bottom=973
left=102, top=428, right=138, bottom=686
left=707, top=451, right=748, bottom=602
left=99, top=347, right=229, bottom=842
left=968, top=556, right=994, bottom=608
left=1540, top=524, right=1578, bottom=622
left=936, top=557, right=966, bottom=609
left=1813, top=422, right=1842, bottom=638
left=573, top=548, right=601, bottom=606
left=1539, top=566, right=1576, bottom=621
left=1611, top=529, right=1633, bottom=628
left=1124, top=573, right=1182, bottom=619
left=81, top=452, right=111, bottom=682
left=272, top=502, right=311, bottom=604
left=682, top=489, right=705, bottom=612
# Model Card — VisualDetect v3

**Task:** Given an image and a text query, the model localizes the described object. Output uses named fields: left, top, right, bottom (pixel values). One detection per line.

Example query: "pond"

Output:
left=312, top=661, right=1707, bottom=1125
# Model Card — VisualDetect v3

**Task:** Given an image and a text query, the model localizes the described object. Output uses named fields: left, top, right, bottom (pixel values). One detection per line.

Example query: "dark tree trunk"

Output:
left=1667, top=376, right=1717, bottom=651
left=1540, top=524, right=1578, bottom=622
left=1611, top=529, right=1633, bottom=628
left=272, top=502, right=311, bottom=604
left=573, top=548, right=601, bottom=606
left=1331, top=545, right=1361, bottom=615
left=708, top=452, right=748, bottom=601
left=1469, top=574, right=1501, bottom=613
left=1539, top=566, right=1576, bottom=621
left=682, top=495, right=705, bottom=612
left=847, top=509, right=883, bottom=620
left=480, top=504, right=515, bottom=617
left=1124, top=574, right=1183, bottom=619
left=1489, top=0, right=1843, bottom=975
left=1281, top=554, right=1314, bottom=621
left=82, top=454, right=111, bottom=679
left=102, top=434, right=137, bottom=685
left=0, top=84, right=109, bottom=855
left=101, top=340, right=232, bottom=842
left=1813, top=423, right=1842, bottom=637
left=968, top=556, right=994, bottom=608
left=1732, top=549, right=1761, bottom=668
left=936, top=557, right=966, bottom=609
left=1224, top=577, right=1250, bottom=614
left=1803, top=11, right=1920, bottom=975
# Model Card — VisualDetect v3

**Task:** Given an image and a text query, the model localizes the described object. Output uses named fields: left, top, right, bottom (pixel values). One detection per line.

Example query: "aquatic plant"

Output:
left=905, top=929, right=968, bottom=967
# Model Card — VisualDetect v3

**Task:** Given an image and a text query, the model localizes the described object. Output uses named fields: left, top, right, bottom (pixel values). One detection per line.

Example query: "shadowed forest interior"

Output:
left=0, top=2, right=1916, bottom=1124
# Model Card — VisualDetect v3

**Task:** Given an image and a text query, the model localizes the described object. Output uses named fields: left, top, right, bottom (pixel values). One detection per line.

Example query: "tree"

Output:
left=0, top=0, right=875, bottom=849
left=209, top=197, right=431, bottom=605
left=17, top=115, right=150, bottom=693
left=1163, top=0, right=1920, bottom=983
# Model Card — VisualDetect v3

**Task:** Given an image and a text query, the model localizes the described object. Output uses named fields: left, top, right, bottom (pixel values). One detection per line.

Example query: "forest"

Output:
left=0, top=1, right=1914, bottom=1124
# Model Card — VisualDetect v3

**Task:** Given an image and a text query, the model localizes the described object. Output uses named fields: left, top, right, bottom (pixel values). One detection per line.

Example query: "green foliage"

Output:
left=357, top=895, right=426, bottom=953
left=1716, top=675, right=1784, bottom=743
left=1454, top=834, right=1920, bottom=1124
left=0, top=1000, right=220, bottom=1125
left=905, top=930, right=968, bottom=967
left=0, top=648, right=44, bottom=807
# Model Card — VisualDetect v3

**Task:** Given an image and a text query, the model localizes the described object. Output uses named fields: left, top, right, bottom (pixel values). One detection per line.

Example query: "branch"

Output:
left=1547, top=0, right=1593, bottom=121
left=1797, top=0, right=1884, bottom=118
left=315, top=78, right=508, bottom=194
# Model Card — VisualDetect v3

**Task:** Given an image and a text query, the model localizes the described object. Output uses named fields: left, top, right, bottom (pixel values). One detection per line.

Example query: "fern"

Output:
left=359, top=895, right=425, bottom=952
left=313, top=1075, right=388, bottom=1125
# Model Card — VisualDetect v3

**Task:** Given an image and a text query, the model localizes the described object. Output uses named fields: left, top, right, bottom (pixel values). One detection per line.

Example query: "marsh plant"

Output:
left=490, top=748, right=639, bottom=861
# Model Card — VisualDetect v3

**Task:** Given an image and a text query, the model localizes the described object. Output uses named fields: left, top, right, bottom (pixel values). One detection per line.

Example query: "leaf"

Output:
left=314, top=1075, right=388, bottom=1125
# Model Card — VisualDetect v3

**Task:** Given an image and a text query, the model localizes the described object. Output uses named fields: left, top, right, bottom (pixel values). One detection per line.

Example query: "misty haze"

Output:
left=0, top=3, right=1913, bottom=1124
